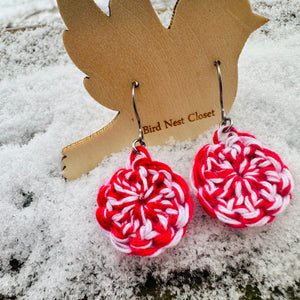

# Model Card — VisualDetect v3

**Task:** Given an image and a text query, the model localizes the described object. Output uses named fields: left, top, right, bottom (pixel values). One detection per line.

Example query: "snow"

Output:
left=0, top=0, right=299, bottom=299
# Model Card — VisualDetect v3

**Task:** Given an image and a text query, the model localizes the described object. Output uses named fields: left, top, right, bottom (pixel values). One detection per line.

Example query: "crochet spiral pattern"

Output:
left=96, top=146, right=193, bottom=257
left=191, top=127, right=293, bottom=228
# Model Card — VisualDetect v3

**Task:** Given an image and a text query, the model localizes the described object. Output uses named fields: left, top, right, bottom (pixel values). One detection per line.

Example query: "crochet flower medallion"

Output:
left=191, top=127, right=294, bottom=228
left=96, top=146, right=193, bottom=256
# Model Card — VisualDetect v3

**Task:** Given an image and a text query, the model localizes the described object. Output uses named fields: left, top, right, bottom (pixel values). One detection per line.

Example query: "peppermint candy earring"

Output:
left=96, top=81, right=193, bottom=256
left=191, top=61, right=294, bottom=228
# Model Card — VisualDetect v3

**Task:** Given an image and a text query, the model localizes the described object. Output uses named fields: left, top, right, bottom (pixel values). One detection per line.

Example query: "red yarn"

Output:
left=191, top=127, right=293, bottom=228
left=96, top=146, right=193, bottom=256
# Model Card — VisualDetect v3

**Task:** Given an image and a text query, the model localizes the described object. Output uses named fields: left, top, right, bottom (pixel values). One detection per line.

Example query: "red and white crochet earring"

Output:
left=191, top=61, right=294, bottom=228
left=96, top=81, right=193, bottom=256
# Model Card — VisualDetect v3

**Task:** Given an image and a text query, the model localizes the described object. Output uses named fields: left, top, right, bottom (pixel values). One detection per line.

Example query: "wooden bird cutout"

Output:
left=57, top=0, right=268, bottom=180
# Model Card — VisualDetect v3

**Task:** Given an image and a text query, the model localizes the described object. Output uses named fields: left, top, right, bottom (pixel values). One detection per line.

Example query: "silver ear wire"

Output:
left=132, top=81, right=146, bottom=152
left=214, top=60, right=233, bottom=133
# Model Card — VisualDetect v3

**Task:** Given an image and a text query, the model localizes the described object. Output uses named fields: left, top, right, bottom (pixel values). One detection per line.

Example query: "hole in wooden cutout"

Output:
left=93, top=0, right=110, bottom=16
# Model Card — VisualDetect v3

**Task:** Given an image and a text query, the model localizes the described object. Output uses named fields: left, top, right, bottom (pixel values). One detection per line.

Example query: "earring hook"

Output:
left=214, top=60, right=233, bottom=133
left=132, top=81, right=146, bottom=152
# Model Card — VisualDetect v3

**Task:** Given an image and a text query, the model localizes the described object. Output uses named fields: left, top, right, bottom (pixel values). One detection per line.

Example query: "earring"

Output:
left=191, top=61, right=294, bottom=228
left=96, top=81, right=193, bottom=256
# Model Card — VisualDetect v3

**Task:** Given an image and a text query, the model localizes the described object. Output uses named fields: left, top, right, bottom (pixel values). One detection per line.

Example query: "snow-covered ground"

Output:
left=0, top=0, right=299, bottom=299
